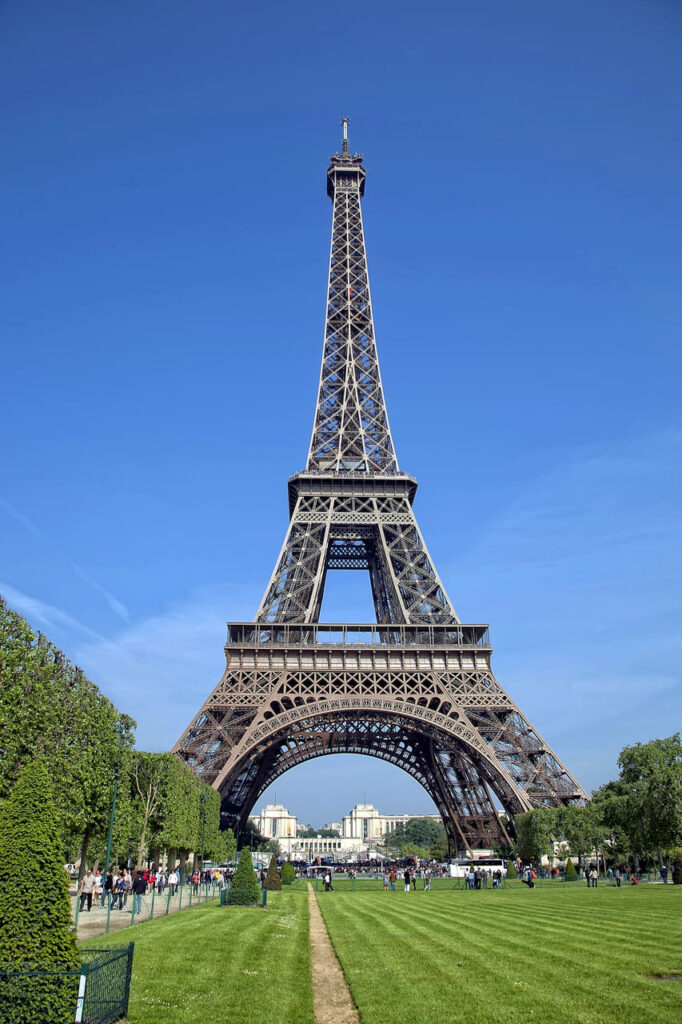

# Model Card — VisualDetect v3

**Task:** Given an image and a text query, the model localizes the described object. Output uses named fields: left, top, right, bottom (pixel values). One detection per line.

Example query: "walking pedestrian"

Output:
left=424, top=870, right=431, bottom=891
left=389, top=868, right=396, bottom=891
left=614, top=868, right=621, bottom=888
left=404, top=869, right=410, bottom=892
left=132, top=870, right=147, bottom=915
left=79, top=870, right=95, bottom=912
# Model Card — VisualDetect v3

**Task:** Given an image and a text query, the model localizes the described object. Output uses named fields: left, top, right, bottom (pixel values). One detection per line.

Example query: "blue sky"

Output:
left=2, top=1, right=681, bottom=826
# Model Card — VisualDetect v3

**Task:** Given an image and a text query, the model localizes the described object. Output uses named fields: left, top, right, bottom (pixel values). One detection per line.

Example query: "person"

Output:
left=614, top=867, right=621, bottom=888
left=79, top=869, right=95, bottom=912
left=522, top=867, right=535, bottom=889
left=590, top=867, right=598, bottom=888
left=482, top=869, right=488, bottom=890
left=389, top=868, right=396, bottom=892
left=132, top=870, right=147, bottom=915
left=404, top=868, right=410, bottom=892
left=168, top=868, right=178, bottom=896
left=467, top=868, right=475, bottom=890
left=383, top=871, right=390, bottom=891
left=607, top=866, right=613, bottom=884
left=630, top=874, right=639, bottom=885
left=660, top=865, right=668, bottom=884
left=121, top=869, right=131, bottom=909
left=101, top=869, right=113, bottom=908
left=424, top=870, right=431, bottom=892
left=191, top=869, right=200, bottom=894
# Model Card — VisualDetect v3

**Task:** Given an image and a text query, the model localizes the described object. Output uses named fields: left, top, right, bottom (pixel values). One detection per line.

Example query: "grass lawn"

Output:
left=317, top=883, right=682, bottom=1024
left=82, top=890, right=314, bottom=1024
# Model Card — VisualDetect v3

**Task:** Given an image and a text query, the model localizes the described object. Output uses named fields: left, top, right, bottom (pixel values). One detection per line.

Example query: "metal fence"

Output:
left=0, top=943, right=133, bottom=1024
left=74, top=881, right=221, bottom=935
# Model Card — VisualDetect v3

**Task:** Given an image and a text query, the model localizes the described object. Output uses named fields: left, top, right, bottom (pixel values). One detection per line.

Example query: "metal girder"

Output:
left=174, top=125, right=587, bottom=852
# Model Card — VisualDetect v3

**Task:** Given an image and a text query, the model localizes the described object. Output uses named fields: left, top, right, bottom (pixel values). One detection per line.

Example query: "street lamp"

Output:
left=104, top=722, right=125, bottom=874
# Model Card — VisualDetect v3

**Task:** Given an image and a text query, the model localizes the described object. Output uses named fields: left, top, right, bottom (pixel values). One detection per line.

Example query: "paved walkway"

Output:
left=70, top=886, right=219, bottom=940
left=307, top=884, right=359, bottom=1024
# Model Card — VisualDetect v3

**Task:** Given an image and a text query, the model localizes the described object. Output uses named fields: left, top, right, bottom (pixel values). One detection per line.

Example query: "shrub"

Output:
left=281, top=861, right=295, bottom=886
left=0, top=761, right=80, bottom=1023
left=564, top=858, right=577, bottom=878
left=264, top=853, right=282, bottom=891
left=226, top=848, right=260, bottom=906
left=506, top=861, right=516, bottom=878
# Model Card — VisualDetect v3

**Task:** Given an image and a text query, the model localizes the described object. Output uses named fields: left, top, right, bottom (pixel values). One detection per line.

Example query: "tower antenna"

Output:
left=341, top=116, right=350, bottom=154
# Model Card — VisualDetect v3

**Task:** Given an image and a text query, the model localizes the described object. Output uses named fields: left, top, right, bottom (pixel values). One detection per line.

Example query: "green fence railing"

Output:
left=0, top=942, right=133, bottom=1024
left=75, top=881, right=222, bottom=934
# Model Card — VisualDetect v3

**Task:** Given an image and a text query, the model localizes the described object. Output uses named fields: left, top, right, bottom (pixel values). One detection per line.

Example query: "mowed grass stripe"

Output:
left=83, top=890, right=315, bottom=1024
left=418, top=888, right=676, bottom=959
left=317, top=887, right=682, bottom=1024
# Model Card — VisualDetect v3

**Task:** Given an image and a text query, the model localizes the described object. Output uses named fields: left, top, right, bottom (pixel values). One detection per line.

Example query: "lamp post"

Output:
left=104, top=723, right=125, bottom=874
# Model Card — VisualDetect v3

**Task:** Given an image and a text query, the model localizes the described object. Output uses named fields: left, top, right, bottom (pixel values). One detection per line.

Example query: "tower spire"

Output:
left=308, top=125, right=397, bottom=474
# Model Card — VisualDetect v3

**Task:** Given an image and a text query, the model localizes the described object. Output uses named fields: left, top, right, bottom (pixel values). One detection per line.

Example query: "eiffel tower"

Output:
left=174, top=121, right=586, bottom=853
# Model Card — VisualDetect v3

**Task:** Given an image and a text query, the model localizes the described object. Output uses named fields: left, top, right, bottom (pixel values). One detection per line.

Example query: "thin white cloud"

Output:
left=0, top=496, right=44, bottom=539
left=72, top=563, right=129, bottom=622
left=0, top=494, right=129, bottom=622
left=0, top=582, right=105, bottom=642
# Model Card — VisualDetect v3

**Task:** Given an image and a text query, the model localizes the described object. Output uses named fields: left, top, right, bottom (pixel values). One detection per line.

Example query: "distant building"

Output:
left=250, top=801, right=442, bottom=861
left=250, top=803, right=297, bottom=840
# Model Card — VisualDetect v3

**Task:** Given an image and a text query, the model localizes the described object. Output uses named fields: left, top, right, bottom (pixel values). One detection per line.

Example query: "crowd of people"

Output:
left=76, top=865, right=230, bottom=913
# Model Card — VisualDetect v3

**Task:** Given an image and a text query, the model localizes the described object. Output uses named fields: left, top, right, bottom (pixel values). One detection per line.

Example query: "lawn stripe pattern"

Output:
left=316, top=885, right=682, bottom=1024
left=82, top=891, right=315, bottom=1024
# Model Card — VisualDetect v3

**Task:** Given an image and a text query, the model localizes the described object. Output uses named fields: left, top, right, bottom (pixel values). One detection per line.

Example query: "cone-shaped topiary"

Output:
left=281, top=861, right=295, bottom=886
left=0, top=761, right=80, bottom=1023
left=226, top=847, right=260, bottom=906
left=506, top=861, right=517, bottom=878
left=264, top=853, right=282, bottom=891
left=564, top=858, right=577, bottom=878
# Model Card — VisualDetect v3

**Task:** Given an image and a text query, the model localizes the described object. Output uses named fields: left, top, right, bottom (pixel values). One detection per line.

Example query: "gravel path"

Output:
left=307, top=884, right=359, bottom=1024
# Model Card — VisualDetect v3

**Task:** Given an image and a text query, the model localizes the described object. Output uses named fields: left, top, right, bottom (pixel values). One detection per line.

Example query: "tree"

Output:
left=226, top=848, right=260, bottom=906
left=617, top=734, right=682, bottom=855
left=264, top=853, right=282, bottom=891
left=515, top=809, right=557, bottom=864
left=0, top=597, right=136, bottom=871
left=564, top=856, right=577, bottom=878
left=0, top=762, right=80, bottom=1023
left=506, top=860, right=517, bottom=878
left=557, top=805, right=599, bottom=868
left=281, top=861, right=296, bottom=885
left=430, top=839, right=448, bottom=862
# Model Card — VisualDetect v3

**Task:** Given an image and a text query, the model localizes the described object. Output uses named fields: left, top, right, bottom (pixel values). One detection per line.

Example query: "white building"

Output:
left=249, top=802, right=442, bottom=862
left=250, top=803, right=297, bottom=840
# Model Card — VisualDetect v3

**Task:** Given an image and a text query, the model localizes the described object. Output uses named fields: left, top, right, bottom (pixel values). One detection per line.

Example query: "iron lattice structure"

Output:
left=174, top=122, right=587, bottom=852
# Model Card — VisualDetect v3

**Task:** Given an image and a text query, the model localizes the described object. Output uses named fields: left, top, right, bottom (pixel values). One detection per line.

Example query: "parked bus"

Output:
left=448, top=858, right=507, bottom=878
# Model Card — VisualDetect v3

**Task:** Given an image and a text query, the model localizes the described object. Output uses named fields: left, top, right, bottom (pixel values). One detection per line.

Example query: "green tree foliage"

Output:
left=0, top=762, right=80, bottom=1023
left=506, top=860, right=517, bottom=878
left=390, top=817, right=446, bottom=855
left=515, top=809, right=557, bottom=863
left=430, top=839, right=448, bottom=862
left=240, top=818, right=267, bottom=850
left=617, top=734, right=682, bottom=852
left=564, top=856, right=577, bottom=878
left=226, top=848, right=260, bottom=906
left=264, top=853, right=282, bottom=891
left=0, top=597, right=136, bottom=871
left=281, top=861, right=296, bottom=885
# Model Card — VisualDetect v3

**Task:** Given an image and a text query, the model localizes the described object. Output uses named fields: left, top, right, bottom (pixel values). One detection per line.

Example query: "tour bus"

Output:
left=448, top=857, right=507, bottom=878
